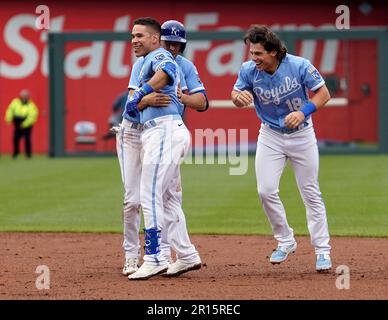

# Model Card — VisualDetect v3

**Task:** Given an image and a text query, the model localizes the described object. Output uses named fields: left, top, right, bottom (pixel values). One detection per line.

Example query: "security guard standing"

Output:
left=5, top=89, right=39, bottom=158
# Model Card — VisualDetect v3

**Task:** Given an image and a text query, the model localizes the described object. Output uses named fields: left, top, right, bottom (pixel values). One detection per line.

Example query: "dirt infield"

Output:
left=1, top=233, right=387, bottom=300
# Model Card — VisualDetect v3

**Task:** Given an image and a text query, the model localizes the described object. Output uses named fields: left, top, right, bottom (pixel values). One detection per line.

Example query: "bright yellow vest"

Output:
left=5, top=98, right=39, bottom=128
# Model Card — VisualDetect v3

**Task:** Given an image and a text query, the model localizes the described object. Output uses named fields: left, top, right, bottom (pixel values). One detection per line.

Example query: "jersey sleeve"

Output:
left=152, top=51, right=176, bottom=85
left=300, top=59, right=325, bottom=92
left=179, top=68, right=188, bottom=92
left=233, top=63, right=252, bottom=92
left=128, top=59, right=142, bottom=90
left=184, top=62, right=205, bottom=94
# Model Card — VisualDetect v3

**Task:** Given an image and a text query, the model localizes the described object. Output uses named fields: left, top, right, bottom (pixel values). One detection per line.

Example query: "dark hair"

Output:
left=243, top=24, right=287, bottom=61
left=133, top=17, right=161, bottom=34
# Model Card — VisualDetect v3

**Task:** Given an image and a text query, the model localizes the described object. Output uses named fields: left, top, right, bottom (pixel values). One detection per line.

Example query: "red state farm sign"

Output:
left=0, top=1, right=385, bottom=154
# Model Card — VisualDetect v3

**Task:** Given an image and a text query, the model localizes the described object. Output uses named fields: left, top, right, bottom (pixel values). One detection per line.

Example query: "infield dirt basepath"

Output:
left=1, top=233, right=387, bottom=299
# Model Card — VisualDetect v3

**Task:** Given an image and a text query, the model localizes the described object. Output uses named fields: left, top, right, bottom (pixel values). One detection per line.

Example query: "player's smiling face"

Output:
left=131, top=25, right=159, bottom=57
left=249, top=42, right=278, bottom=74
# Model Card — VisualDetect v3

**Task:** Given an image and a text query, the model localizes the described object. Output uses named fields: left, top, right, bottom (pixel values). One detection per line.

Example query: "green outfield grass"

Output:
left=0, top=155, right=387, bottom=236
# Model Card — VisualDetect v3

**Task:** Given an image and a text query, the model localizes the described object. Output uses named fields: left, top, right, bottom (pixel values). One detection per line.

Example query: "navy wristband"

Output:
left=139, top=83, right=154, bottom=96
left=300, top=101, right=317, bottom=118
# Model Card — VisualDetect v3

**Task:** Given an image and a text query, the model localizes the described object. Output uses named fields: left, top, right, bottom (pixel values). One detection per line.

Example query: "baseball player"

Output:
left=117, top=19, right=207, bottom=278
left=158, top=20, right=208, bottom=274
left=231, top=25, right=332, bottom=272
left=117, top=17, right=202, bottom=280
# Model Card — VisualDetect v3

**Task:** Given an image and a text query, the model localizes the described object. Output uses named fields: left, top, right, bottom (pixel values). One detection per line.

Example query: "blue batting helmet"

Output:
left=161, top=20, right=187, bottom=53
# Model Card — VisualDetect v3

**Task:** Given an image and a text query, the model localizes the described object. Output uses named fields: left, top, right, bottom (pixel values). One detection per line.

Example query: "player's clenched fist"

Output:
left=231, top=90, right=253, bottom=107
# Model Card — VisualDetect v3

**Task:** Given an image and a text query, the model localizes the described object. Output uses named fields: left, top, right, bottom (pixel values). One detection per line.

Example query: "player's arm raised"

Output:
left=284, top=84, right=331, bottom=129
left=231, top=90, right=253, bottom=108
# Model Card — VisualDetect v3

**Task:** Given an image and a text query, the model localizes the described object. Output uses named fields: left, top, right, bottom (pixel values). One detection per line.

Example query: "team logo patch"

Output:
left=155, top=53, right=165, bottom=60
left=308, top=66, right=321, bottom=80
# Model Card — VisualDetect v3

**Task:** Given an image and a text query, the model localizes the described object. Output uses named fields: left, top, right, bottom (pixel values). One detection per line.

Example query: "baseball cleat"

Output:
left=166, top=256, right=174, bottom=265
left=163, top=259, right=202, bottom=277
left=127, top=263, right=168, bottom=280
left=122, top=258, right=139, bottom=276
left=270, top=242, right=297, bottom=264
left=316, top=254, right=332, bottom=272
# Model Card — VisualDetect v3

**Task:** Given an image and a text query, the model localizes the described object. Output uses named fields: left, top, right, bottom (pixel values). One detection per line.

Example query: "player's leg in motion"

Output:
left=162, top=164, right=202, bottom=277
left=288, top=127, right=331, bottom=271
left=128, top=121, right=173, bottom=280
left=129, top=118, right=199, bottom=280
left=159, top=219, right=172, bottom=263
left=116, top=121, right=142, bottom=275
left=255, top=125, right=297, bottom=264
left=160, top=140, right=198, bottom=265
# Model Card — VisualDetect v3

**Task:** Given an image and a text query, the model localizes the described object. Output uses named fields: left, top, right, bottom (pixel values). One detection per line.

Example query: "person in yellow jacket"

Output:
left=5, top=89, right=39, bottom=158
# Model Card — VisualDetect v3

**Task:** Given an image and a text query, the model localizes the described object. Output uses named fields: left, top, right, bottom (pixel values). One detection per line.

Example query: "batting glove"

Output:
left=124, top=91, right=141, bottom=117
left=125, top=83, right=154, bottom=117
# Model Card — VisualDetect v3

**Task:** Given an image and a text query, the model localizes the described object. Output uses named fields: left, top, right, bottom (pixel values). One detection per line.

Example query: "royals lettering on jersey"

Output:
left=255, top=76, right=301, bottom=105
left=124, top=47, right=182, bottom=124
left=233, top=53, right=325, bottom=129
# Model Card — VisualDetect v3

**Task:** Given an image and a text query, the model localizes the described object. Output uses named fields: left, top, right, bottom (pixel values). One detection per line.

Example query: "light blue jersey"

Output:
left=176, top=55, right=205, bottom=94
left=128, top=56, right=143, bottom=91
left=175, top=55, right=206, bottom=115
left=234, top=53, right=325, bottom=129
left=124, top=47, right=181, bottom=124
left=128, top=51, right=206, bottom=118
left=124, top=58, right=142, bottom=123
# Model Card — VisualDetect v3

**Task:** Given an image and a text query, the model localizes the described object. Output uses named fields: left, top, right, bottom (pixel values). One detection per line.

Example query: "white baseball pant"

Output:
left=117, top=118, right=194, bottom=261
left=255, top=123, right=331, bottom=254
left=116, top=119, right=142, bottom=260
left=140, top=115, right=200, bottom=265
left=161, top=165, right=200, bottom=263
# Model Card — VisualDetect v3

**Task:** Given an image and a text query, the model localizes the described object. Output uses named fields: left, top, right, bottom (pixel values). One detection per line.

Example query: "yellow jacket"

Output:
left=5, top=98, right=39, bottom=128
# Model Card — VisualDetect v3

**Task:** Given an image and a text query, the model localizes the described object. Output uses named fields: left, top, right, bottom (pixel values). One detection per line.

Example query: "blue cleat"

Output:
left=269, top=242, right=297, bottom=264
left=316, top=254, right=332, bottom=272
